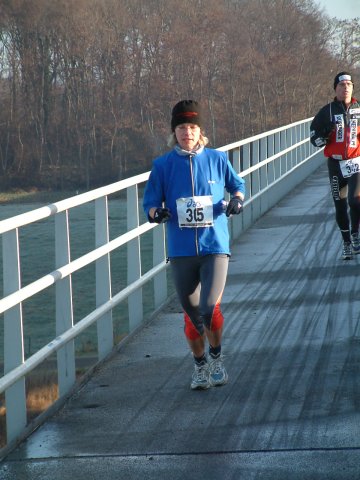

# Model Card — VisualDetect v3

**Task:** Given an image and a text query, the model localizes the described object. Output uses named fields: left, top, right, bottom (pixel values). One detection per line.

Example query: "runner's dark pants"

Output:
left=327, top=157, right=360, bottom=241
left=170, top=254, right=229, bottom=339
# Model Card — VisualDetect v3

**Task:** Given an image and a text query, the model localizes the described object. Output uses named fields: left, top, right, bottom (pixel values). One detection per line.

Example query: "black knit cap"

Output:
left=171, top=100, right=203, bottom=131
left=334, top=71, right=353, bottom=89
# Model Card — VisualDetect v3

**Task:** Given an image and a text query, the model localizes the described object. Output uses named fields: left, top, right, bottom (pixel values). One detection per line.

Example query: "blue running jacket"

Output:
left=143, top=147, right=245, bottom=257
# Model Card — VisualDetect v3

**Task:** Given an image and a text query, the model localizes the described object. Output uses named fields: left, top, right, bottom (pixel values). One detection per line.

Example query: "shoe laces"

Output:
left=210, top=355, right=225, bottom=374
left=193, top=363, right=208, bottom=380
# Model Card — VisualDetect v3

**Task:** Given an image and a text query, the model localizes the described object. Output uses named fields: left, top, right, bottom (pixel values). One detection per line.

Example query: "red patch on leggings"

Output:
left=184, top=304, right=224, bottom=340
left=211, top=303, right=224, bottom=331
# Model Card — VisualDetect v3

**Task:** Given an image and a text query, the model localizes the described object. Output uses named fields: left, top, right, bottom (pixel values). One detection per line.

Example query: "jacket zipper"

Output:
left=189, top=154, right=199, bottom=255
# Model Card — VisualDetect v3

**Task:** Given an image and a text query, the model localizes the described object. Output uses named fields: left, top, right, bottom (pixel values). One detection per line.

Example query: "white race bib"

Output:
left=176, top=196, right=213, bottom=228
left=350, top=119, right=358, bottom=148
left=339, top=157, right=360, bottom=178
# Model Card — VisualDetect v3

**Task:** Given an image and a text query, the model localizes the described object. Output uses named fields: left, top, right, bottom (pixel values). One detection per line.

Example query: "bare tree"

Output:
left=0, top=0, right=357, bottom=190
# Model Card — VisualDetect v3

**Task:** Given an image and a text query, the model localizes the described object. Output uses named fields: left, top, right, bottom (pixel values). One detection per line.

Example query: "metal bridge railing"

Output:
left=0, top=117, right=323, bottom=453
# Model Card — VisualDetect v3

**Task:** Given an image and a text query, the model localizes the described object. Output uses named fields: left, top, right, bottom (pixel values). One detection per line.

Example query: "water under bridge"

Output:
left=0, top=119, right=359, bottom=479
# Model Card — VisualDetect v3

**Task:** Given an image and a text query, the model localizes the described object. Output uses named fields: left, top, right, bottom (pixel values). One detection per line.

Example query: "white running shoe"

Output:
left=190, top=363, right=210, bottom=390
left=351, top=233, right=360, bottom=254
left=209, top=356, right=228, bottom=387
left=342, top=241, right=353, bottom=260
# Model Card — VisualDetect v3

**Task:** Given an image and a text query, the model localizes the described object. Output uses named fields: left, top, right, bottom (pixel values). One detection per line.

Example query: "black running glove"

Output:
left=153, top=207, right=171, bottom=224
left=226, top=196, right=243, bottom=217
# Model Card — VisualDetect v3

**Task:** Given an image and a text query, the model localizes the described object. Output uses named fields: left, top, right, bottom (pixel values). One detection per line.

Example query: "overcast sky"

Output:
left=314, top=0, right=360, bottom=20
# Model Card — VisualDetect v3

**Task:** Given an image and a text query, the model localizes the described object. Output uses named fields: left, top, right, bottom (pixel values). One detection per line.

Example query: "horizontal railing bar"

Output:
left=239, top=138, right=310, bottom=176
left=244, top=149, right=321, bottom=204
left=0, top=221, right=155, bottom=313
left=0, top=172, right=150, bottom=235
left=0, top=137, right=315, bottom=313
left=218, top=117, right=313, bottom=152
left=0, top=117, right=322, bottom=452
left=0, top=260, right=168, bottom=394
left=0, top=122, right=313, bottom=236
left=0, top=120, right=313, bottom=236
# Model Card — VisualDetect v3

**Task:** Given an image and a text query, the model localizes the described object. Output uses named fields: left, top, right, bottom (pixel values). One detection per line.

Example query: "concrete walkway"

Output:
left=1, top=164, right=360, bottom=479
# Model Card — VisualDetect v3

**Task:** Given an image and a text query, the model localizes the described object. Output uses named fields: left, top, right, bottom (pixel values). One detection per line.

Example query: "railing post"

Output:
left=127, top=185, right=143, bottom=331
left=3, top=229, right=27, bottom=443
left=292, top=126, right=297, bottom=166
left=301, top=122, right=306, bottom=158
left=95, top=197, right=113, bottom=360
left=280, top=130, right=287, bottom=174
left=259, top=137, right=268, bottom=190
left=274, top=132, right=281, bottom=180
left=239, top=143, right=252, bottom=230
left=307, top=121, right=314, bottom=157
left=295, top=125, right=300, bottom=165
left=291, top=126, right=296, bottom=168
left=153, top=225, right=167, bottom=308
left=285, top=128, right=291, bottom=171
left=242, top=144, right=250, bottom=170
left=250, top=140, right=261, bottom=219
left=232, top=147, right=241, bottom=172
left=230, top=148, right=243, bottom=239
left=55, top=212, right=76, bottom=397
left=267, top=134, right=275, bottom=184
left=301, top=122, right=307, bottom=160
left=251, top=140, right=260, bottom=195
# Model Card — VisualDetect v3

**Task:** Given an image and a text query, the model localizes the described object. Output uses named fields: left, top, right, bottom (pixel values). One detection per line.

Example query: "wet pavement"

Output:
left=1, top=164, right=360, bottom=479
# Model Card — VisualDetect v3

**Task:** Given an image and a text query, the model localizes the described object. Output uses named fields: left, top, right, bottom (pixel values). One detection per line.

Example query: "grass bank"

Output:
left=0, top=370, right=58, bottom=449
left=0, top=362, right=92, bottom=449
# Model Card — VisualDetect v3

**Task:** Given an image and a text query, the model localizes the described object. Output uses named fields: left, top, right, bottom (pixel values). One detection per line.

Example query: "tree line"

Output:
left=0, top=0, right=359, bottom=191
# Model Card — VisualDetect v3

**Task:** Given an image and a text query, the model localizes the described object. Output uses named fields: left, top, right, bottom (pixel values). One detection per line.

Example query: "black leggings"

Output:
left=327, top=158, right=360, bottom=240
left=170, top=254, right=229, bottom=339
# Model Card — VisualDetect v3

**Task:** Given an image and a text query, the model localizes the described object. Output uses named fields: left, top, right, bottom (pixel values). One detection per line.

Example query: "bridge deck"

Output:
left=2, top=164, right=360, bottom=479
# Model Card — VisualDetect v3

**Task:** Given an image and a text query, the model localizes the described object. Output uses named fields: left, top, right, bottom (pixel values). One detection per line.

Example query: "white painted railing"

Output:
left=0, top=117, right=323, bottom=453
